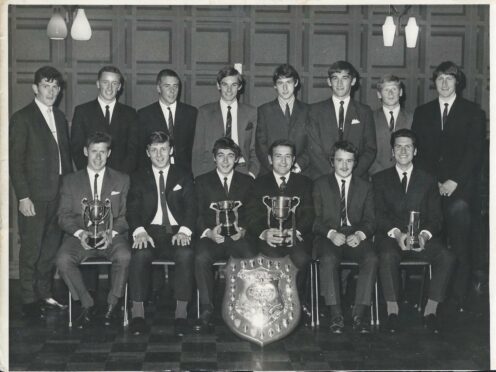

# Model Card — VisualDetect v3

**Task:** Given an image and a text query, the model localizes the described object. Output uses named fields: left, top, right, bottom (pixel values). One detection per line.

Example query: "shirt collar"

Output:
left=159, top=100, right=177, bottom=111
left=220, top=99, right=238, bottom=109
left=277, top=96, right=295, bottom=107
left=152, top=164, right=170, bottom=177
left=97, top=97, right=117, bottom=111
left=438, top=94, right=456, bottom=107
left=382, top=105, right=400, bottom=118
left=395, top=164, right=413, bottom=179
left=216, top=169, right=234, bottom=184
left=332, top=95, right=351, bottom=107
left=34, top=98, right=52, bottom=113
left=334, top=173, right=352, bottom=185
left=86, top=167, right=106, bottom=179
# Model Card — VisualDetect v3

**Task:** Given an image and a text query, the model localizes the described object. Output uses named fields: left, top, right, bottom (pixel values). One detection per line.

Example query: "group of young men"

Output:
left=9, top=59, right=485, bottom=337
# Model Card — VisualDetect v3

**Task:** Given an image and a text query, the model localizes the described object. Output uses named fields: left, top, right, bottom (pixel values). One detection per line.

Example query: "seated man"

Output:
left=246, top=139, right=314, bottom=317
left=56, top=132, right=131, bottom=328
left=126, top=131, right=196, bottom=336
left=373, top=129, right=455, bottom=334
left=194, top=137, right=257, bottom=333
left=313, top=140, right=377, bottom=334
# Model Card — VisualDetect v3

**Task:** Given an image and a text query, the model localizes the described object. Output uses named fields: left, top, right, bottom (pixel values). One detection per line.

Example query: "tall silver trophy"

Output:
left=407, top=210, right=421, bottom=250
left=262, top=196, right=300, bottom=247
left=81, top=196, right=113, bottom=249
left=209, top=200, right=242, bottom=236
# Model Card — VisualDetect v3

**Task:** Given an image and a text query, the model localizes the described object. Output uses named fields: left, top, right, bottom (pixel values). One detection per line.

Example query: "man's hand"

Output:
left=438, top=180, right=458, bottom=197
left=95, top=232, right=111, bottom=250
left=393, top=230, right=409, bottom=251
left=133, top=231, right=155, bottom=249
left=329, top=231, right=346, bottom=247
left=172, top=232, right=191, bottom=246
left=230, top=227, right=246, bottom=241
left=19, top=198, right=36, bottom=216
left=346, top=233, right=361, bottom=248
left=207, top=225, right=225, bottom=244
left=411, top=231, right=428, bottom=252
left=78, top=231, right=94, bottom=251
left=262, top=228, right=285, bottom=247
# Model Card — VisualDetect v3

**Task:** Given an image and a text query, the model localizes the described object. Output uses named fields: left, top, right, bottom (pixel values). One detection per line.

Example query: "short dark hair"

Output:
left=34, top=66, right=64, bottom=87
left=146, top=131, right=172, bottom=148
left=390, top=128, right=417, bottom=149
left=97, top=65, right=124, bottom=86
left=330, top=140, right=359, bottom=165
left=85, top=131, right=112, bottom=149
left=212, top=137, right=242, bottom=159
left=272, top=64, right=300, bottom=89
left=156, top=69, right=181, bottom=85
left=328, top=60, right=359, bottom=81
left=376, top=74, right=402, bottom=91
left=432, top=61, right=465, bottom=91
left=216, top=65, right=244, bottom=86
left=268, top=139, right=296, bottom=158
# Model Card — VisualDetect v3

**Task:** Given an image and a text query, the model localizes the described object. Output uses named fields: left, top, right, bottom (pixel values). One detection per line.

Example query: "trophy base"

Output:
left=87, top=236, right=104, bottom=249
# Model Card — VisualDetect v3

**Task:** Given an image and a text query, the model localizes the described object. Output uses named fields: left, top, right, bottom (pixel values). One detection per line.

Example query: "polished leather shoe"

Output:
left=129, top=317, right=147, bottom=335
left=74, top=306, right=95, bottom=328
left=352, top=315, right=370, bottom=334
left=174, top=318, right=189, bottom=336
left=386, top=313, right=399, bottom=333
left=41, top=297, right=68, bottom=310
left=329, top=315, right=344, bottom=334
left=103, top=304, right=118, bottom=326
left=22, top=302, right=44, bottom=320
left=423, top=314, right=440, bottom=334
left=194, top=309, right=214, bottom=334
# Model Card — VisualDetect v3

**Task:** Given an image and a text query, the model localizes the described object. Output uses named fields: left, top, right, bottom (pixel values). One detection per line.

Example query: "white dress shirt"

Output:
left=98, top=97, right=116, bottom=123
left=382, top=105, right=401, bottom=130
left=277, top=96, right=295, bottom=115
left=220, top=99, right=239, bottom=148
left=331, top=95, right=351, bottom=127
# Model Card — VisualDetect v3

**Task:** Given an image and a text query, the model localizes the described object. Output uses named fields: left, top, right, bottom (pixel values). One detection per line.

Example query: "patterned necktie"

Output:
left=280, top=176, right=287, bottom=194
left=105, top=105, right=110, bottom=125
left=401, top=172, right=408, bottom=193
left=284, top=103, right=291, bottom=123
left=338, top=101, right=344, bottom=140
left=93, top=173, right=99, bottom=200
left=167, top=107, right=174, bottom=137
left=340, top=179, right=347, bottom=227
left=389, top=111, right=395, bottom=132
left=225, top=106, right=232, bottom=138
left=223, top=177, right=229, bottom=196
left=442, top=103, right=449, bottom=131
left=159, top=170, right=173, bottom=233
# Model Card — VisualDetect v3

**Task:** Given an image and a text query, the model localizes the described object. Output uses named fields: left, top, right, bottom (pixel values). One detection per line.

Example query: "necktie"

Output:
left=223, top=177, right=229, bottom=196
left=105, top=105, right=110, bottom=126
left=93, top=173, right=99, bottom=200
left=442, top=103, right=448, bottom=131
left=159, top=170, right=173, bottom=233
left=47, top=108, right=62, bottom=174
left=167, top=107, right=174, bottom=137
left=340, top=179, right=347, bottom=227
left=389, top=111, right=395, bottom=132
left=401, top=172, right=408, bottom=193
left=280, top=176, right=287, bottom=194
left=225, top=106, right=232, bottom=138
left=284, top=103, right=291, bottom=123
left=338, top=101, right=344, bottom=140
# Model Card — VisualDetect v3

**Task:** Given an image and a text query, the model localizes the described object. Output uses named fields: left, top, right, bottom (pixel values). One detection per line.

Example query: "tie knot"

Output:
left=281, top=176, right=286, bottom=182
left=444, top=103, right=449, bottom=108
left=159, top=170, right=163, bottom=175
left=105, top=105, right=109, bottom=109
left=95, top=173, right=99, bottom=179
left=403, top=172, right=407, bottom=176
left=167, top=107, right=172, bottom=111
left=340, top=101, right=344, bottom=106
left=227, top=106, right=231, bottom=111
left=47, top=107, right=53, bottom=113
left=390, top=111, right=394, bottom=116
left=224, top=177, right=228, bottom=182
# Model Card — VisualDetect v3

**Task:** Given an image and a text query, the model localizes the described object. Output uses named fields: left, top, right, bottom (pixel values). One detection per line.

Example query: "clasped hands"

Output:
left=393, top=230, right=427, bottom=252
left=328, top=230, right=362, bottom=248
left=78, top=230, right=111, bottom=251
left=207, top=224, right=246, bottom=244
left=262, top=228, right=294, bottom=247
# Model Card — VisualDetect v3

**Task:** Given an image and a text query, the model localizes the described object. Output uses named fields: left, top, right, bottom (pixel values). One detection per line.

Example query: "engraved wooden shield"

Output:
left=222, top=254, right=301, bottom=346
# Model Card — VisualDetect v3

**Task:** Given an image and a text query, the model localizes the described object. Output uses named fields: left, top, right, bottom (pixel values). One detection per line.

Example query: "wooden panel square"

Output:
left=135, top=28, right=171, bottom=64
left=14, top=27, right=52, bottom=63
left=191, top=77, right=219, bottom=108
left=369, top=33, right=405, bottom=68
left=194, top=30, right=230, bottom=64
left=252, top=78, right=276, bottom=107
left=73, top=28, right=112, bottom=63
left=427, top=34, right=464, bottom=68
left=311, top=32, right=347, bottom=68
left=253, top=31, right=288, bottom=66
left=135, top=78, right=159, bottom=110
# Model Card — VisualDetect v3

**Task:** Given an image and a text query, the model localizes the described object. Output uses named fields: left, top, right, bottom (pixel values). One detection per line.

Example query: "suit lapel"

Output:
left=343, top=100, right=358, bottom=139
left=82, top=169, right=93, bottom=199
left=288, top=100, right=301, bottom=131
left=153, top=102, right=169, bottom=132
left=100, top=169, right=113, bottom=200
left=237, top=103, right=246, bottom=148
left=165, top=166, right=179, bottom=194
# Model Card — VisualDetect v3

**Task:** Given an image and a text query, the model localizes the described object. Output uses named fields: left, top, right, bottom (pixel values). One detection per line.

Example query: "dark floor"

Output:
left=9, top=270, right=490, bottom=371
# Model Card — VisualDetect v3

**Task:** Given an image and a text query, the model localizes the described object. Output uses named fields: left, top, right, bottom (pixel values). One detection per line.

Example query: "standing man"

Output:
left=126, top=131, right=196, bottom=336
left=137, top=69, right=198, bottom=172
left=194, top=137, right=257, bottom=333
left=56, top=132, right=131, bottom=328
left=313, top=141, right=377, bottom=334
left=373, top=129, right=454, bottom=333
left=10, top=66, right=73, bottom=318
left=71, top=65, right=139, bottom=174
left=369, top=74, right=412, bottom=176
left=192, top=66, right=259, bottom=178
left=256, top=64, right=310, bottom=175
left=307, top=60, right=376, bottom=180
left=411, top=61, right=485, bottom=311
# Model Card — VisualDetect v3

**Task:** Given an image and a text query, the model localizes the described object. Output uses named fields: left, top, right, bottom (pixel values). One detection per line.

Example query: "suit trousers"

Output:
left=128, top=225, right=194, bottom=303
left=18, top=197, right=62, bottom=304
left=377, top=236, right=455, bottom=303
left=195, top=237, right=257, bottom=306
left=314, top=236, right=378, bottom=308
left=56, top=235, right=131, bottom=307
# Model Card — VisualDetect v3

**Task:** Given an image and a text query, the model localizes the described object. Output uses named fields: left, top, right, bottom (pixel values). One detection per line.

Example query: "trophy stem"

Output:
left=225, top=209, right=231, bottom=236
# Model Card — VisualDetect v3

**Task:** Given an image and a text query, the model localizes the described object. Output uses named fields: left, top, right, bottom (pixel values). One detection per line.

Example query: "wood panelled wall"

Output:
left=8, top=4, right=490, bottom=276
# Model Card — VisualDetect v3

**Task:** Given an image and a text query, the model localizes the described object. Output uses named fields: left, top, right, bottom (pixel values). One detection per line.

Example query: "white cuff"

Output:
left=178, top=226, right=192, bottom=237
left=387, top=227, right=401, bottom=238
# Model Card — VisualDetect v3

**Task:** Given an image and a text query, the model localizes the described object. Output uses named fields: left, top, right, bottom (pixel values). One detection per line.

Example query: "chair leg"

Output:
left=315, top=262, right=320, bottom=327
left=418, top=266, right=427, bottom=313
left=310, top=261, right=315, bottom=327
left=375, top=281, right=380, bottom=326
left=197, top=289, right=200, bottom=319
left=68, top=290, right=72, bottom=328
left=123, top=283, right=129, bottom=327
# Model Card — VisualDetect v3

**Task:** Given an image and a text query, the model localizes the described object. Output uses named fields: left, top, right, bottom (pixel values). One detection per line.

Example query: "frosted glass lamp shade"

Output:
left=47, top=10, right=67, bottom=40
left=405, top=17, right=419, bottom=48
left=71, top=9, right=92, bottom=41
left=382, top=16, right=396, bottom=47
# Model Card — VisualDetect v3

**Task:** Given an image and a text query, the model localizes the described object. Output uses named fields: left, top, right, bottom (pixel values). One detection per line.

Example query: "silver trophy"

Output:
left=81, top=196, right=113, bottom=249
left=262, top=196, right=300, bottom=247
left=407, top=210, right=421, bottom=250
left=209, top=200, right=242, bottom=236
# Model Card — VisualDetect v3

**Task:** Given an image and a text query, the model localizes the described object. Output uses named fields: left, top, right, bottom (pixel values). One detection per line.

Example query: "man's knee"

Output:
left=194, top=247, right=212, bottom=268
left=378, top=243, right=400, bottom=265
left=55, top=250, right=74, bottom=273
left=114, top=247, right=131, bottom=266
left=362, top=249, right=379, bottom=267
left=446, top=198, right=470, bottom=218
left=176, top=245, right=194, bottom=265
left=318, top=248, right=339, bottom=269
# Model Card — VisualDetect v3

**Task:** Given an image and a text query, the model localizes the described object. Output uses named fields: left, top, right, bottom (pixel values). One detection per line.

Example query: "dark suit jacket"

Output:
left=9, top=100, right=72, bottom=202
left=369, top=108, right=412, bottom=176
left=58, top=167, right=129, bottom=236
left=246, top=172, right=314, bottom=240
left=137, top=101, right=198, bottom=171
left=411, top=97, right=485, bottom=200
left=307, top=98, right=377, bottom=180
left=192, top=101, right=259, bottom=178
left=256, top=99, right=310, bottom=174
left=126, top=165, right=196, bottom=235
left=71, top=99, right=139, bottom=174
left=195, top=170, right=254, bottom=233
left=312, top=174, right=375, bottom=238
left=372, top=166, right=443, bottom=239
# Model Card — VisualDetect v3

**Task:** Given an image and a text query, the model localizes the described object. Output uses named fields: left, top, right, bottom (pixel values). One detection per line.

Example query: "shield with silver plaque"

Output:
left=209, top=200, right=242, bottom=236
left=222, top=254, right=300, bottom=346
left=262, top=196, right=300, bottom=247
left=81, top=196, right=113, bottom=249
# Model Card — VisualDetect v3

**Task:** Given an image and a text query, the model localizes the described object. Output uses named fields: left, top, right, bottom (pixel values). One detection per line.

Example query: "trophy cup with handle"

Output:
left=209, top=200, right=242, bottom=236
left=81, top=196, right=113, bottom=249
left=262, top=196, right=300, bottom=247
left=407, top=210, right=421, bottom=251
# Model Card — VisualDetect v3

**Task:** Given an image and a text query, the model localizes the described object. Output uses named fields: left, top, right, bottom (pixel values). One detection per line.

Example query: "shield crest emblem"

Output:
left=222, top=253, right=301, bottom=346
